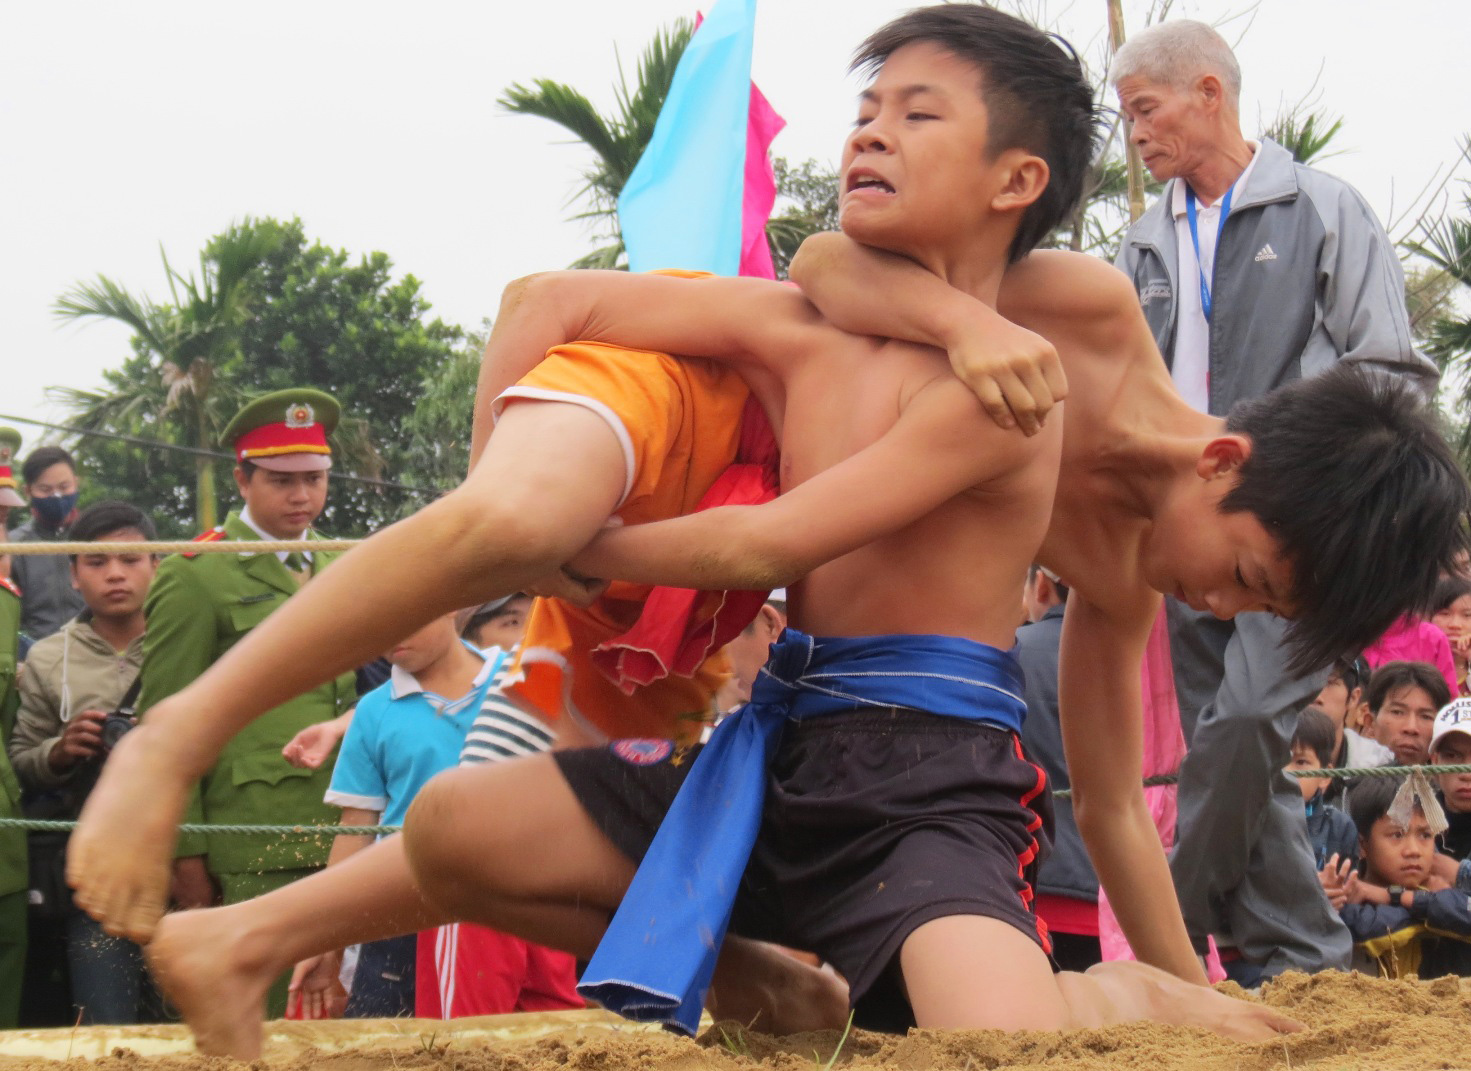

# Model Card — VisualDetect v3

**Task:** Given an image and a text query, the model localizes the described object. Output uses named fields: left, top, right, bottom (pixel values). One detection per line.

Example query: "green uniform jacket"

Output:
left=0, top=582, right=26, bottom=898
left=139, top=511, right=353, bottom=876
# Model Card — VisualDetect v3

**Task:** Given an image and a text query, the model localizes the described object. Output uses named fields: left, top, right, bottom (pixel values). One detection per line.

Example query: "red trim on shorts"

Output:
left=1011, top=734, right=1053, bottom=955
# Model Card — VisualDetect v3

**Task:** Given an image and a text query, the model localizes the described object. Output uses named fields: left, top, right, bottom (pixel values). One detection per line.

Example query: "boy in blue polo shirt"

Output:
left=290, top=612, right=505, bottom=1019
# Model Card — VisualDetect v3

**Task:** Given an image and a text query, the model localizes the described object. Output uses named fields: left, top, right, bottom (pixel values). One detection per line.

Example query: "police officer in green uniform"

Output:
left=0, top=425, right=25, bottom=574
left=0, top=427, right=27, bottom=1026
left=138, top=391, right=353, bottom=1017
left=0, top=569, right=27, bottom=1029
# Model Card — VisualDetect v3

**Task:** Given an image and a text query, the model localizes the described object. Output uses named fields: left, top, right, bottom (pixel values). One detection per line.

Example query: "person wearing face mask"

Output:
left=10, top=446, right=85, bottom=642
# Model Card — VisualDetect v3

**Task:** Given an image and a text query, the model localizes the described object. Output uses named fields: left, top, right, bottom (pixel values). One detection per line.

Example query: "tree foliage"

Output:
left=52, top=218, right=460, bottom=536
left=502, top=20, right=836, bottom=276
left=500, top=20, right=695, bottom=270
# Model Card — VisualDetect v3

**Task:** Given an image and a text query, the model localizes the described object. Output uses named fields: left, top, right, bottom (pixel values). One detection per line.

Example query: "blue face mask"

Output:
left=32, top=491, right=79, bottom=529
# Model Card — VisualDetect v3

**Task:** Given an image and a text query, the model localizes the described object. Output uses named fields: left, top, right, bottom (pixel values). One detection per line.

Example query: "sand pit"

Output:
left=1, top=972, right=1468, bottom=1071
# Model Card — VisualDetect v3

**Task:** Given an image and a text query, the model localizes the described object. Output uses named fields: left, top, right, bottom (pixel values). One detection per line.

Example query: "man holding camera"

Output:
left=8, top=501, right=157, bottom=1024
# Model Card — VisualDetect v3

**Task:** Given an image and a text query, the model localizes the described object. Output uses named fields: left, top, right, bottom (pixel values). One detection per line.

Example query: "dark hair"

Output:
left=1330, top=653, right=1370, bottom=694
left=1027, top=563, right=1070, bottom=602
left=1365, top=660, right=1452, bottom=714
left=1431, top=573, right=1471, bottom=616
left=67, top=501, right=156, bottom=561
left=21, top=446, right=76, bottom=487
left=1291, top=707, right=1338, bottom=769
left=852, top=4, right=1099, bottom=262
left=1222, top=366, right=1471, bottom=673
left=1347, top=774, right=1411, bottom=839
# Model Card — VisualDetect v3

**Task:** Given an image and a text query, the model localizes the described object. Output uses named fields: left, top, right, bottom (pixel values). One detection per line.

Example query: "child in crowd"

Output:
left=289, top=611, right=577, bottom=1018
left=1308, top=655, right=1392, bottom=805
left=1429, top=575, right=1471, bottom=699
left=459, top=594, right=531, bottom=653
left=1364, top=662, right=1449, bottom=767
left=1287, top=708, right=1358, bottom=870
left=1325, top=775, right=1471, bottom=979
left=1429, top=699, right=1471, bottom=866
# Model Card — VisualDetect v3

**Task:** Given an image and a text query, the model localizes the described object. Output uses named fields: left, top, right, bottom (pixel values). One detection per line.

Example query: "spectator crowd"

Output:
left=0, top=13, right=1467, bottom=1037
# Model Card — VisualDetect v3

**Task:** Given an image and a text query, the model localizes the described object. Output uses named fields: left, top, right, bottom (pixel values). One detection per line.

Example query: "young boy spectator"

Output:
left=459, top=595, right=531, bottom=653
left=1288, top=708, right=1358, bottom=870
left=1429, top=575, right=1471, bottom=699
left=1429, top=699, right=1471, bottom=864
left=1364, top=662, right=1449, bottom=768
left=290, top=610, right=579, bottom=1020
left=6, top=502, right=157, bottom=1024
left=1329, top=775, right=1471, bottom=979
left=1310, top=655, right=1392, bottom=805
left=293, top=611, right=507, bottom=1017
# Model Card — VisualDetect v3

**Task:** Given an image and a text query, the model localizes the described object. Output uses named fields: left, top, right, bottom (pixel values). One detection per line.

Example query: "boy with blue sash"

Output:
left=73, top=5, right=1466, bottom=1054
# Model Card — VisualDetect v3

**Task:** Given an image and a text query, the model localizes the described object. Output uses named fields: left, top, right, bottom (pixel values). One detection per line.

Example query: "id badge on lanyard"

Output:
left=1185, top=185, right=1232, bottom=323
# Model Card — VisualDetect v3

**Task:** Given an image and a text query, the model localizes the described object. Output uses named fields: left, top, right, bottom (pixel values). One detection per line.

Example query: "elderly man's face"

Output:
left=1116, top=75, right=1212, bottom=183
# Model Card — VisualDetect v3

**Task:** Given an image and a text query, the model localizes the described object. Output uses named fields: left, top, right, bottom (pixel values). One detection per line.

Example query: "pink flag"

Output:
left=739, top=81, right=785, bottom=279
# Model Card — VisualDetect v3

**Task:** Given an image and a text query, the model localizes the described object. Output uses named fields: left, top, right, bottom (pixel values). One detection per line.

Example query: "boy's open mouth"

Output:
left=846, top=168, right=896, bottom=194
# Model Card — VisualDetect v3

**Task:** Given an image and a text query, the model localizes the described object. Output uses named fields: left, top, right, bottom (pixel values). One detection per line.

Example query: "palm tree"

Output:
left=500, top=20, right=694, bottom=269
left=52, top=222, right=281, bottom=528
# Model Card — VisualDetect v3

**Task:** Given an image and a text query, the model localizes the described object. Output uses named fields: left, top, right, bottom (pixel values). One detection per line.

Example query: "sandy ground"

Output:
left=1, top=972, right=1468, bottom=1071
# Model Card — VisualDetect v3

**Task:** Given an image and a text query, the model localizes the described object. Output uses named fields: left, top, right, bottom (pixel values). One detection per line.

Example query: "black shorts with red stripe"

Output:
left=554, top=706, right=1056, bottom=1032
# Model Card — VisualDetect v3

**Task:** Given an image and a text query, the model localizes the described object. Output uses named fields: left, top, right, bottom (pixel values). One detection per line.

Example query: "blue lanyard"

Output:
left=1185, top=184, right=1232, bottom=322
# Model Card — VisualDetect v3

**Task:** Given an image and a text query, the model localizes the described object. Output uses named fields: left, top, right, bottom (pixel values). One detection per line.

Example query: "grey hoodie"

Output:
left=8, top=612, right=143, bottom=816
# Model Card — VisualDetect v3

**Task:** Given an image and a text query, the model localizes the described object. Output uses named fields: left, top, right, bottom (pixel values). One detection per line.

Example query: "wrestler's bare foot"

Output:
left=709, top=938, right=850, bottom=1035
left=147, top=907, right=279, bottom=1059
left=1080, top=961, right=1304, bottom=1042
left=68, top=724, right=192, bottom=943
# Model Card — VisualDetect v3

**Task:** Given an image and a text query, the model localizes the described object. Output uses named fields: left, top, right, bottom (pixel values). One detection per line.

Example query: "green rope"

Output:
left=6, top=764, right=1470, bottom=832
left=1042, top=763, right=1471, bottom=800
left=5, top=819, right=399, bottom=835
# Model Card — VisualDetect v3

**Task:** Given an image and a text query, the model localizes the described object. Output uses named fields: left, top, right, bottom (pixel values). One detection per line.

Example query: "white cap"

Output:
left=1431, top=697, right=1471, bottom=756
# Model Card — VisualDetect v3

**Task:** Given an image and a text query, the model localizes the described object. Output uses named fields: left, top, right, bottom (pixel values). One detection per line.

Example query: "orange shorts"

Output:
left=494, top=340, right=751, bottom=744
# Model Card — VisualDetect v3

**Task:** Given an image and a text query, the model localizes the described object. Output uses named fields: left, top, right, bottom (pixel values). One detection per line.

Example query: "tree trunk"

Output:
left=195, top=405, right=217, bottom=531
left=1106, top=0, right=1148, bottom=224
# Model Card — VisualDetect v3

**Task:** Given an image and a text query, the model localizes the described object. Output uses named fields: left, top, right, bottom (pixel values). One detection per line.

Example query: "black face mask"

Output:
left=32, top=491, right=78, bottom=528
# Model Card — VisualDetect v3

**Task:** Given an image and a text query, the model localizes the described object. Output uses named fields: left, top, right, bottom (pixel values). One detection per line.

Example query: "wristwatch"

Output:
left=1386, top=884, right=1406, bottom=900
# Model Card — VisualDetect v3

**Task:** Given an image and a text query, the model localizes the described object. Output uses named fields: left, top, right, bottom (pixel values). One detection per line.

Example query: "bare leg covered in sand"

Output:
left=901, top=916, right=1301, bottom=1040
left=69, top=401, right=629, bottom=943
left=146, top=755, right=848, bottom=1058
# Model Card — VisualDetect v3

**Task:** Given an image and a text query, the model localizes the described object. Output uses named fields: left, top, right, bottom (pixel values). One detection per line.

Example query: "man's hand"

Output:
left=282, top=714, right=352, bottom=770
left=943, top=316, right=1067, bottom=436
left=1317, top=853, right=1356, bottom=910
left=1431, top=851, right=1462, bottom=885
left=288, top=951, right=348, bottom=1020
left=1423, top=873, right=1452, bottom=893
left=48, top=710, right=108, bottom=772
left=169, top=856, right=219, bottom=910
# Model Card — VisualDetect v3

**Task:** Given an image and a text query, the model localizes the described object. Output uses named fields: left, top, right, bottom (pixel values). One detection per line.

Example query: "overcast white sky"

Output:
left=2, top=0, right=1467, bottom=438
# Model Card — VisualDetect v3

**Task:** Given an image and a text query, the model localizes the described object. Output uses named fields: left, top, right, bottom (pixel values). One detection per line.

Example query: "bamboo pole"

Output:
left=1106, top=0, right=1147, bottom=223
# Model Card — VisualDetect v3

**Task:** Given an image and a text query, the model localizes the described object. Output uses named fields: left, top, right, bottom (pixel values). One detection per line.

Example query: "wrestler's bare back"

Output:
left=996, top=251, right=1199, bottom=615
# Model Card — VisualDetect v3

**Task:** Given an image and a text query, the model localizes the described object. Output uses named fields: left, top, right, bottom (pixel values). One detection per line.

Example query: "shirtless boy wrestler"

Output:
left=74, top=4, right=1464, bottom=1053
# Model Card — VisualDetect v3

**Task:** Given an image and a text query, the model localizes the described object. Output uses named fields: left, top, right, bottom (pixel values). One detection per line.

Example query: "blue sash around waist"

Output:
left=577, top=628, right=1027, bottom=1034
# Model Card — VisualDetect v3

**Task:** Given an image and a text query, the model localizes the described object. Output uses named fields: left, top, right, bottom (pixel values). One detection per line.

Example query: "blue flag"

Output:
left=618, top=0, right=757, bottom=275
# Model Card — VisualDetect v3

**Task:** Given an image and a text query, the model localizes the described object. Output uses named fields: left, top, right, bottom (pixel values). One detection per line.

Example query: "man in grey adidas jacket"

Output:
left=1112, top=20, right=1437, bottom=981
